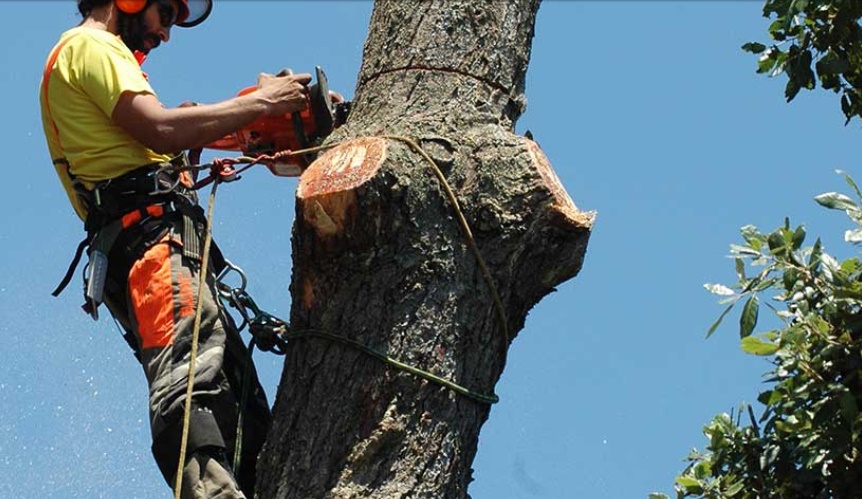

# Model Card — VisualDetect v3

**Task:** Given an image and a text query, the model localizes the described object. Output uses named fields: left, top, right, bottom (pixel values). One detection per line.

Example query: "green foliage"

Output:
left=673, top=173, right=862, bottom=498
left=744, top=0, right=862, bottom=123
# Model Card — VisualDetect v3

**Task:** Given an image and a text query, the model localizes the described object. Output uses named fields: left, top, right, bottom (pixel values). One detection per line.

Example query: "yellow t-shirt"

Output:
left=40, top=26, right=172, bottom=220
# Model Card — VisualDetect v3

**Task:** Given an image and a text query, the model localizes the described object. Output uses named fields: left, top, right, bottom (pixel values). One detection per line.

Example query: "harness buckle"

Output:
left=90, top=177, right=116, bottom=209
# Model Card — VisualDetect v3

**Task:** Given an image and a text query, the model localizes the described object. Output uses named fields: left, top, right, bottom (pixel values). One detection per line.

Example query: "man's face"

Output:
left=121, top=0, right=180, bottom=55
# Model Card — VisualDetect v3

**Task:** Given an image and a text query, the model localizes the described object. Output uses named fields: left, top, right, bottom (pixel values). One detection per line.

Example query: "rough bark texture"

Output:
left=256, top=1, right=594, bottom=497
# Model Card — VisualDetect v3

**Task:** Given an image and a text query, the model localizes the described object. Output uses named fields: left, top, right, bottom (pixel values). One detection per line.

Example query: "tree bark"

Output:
left=256, top=1, right=593, bottom=497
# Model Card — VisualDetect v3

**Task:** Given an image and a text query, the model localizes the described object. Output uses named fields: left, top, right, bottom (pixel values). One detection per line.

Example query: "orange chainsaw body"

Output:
left=205, top=67, right=342, bottom=175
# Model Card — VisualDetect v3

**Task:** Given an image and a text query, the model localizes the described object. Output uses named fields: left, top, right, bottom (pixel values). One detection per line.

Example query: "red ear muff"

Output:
left=115, top=0, right=147, bottom=14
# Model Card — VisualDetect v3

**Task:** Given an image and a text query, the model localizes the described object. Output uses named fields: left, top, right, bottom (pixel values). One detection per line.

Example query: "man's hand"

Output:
left=256, top=72, right=312, bottom=116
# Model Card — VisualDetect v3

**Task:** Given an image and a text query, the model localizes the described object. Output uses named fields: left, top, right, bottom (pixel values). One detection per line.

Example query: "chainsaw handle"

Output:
left=276, top=69, right=311, bottom=153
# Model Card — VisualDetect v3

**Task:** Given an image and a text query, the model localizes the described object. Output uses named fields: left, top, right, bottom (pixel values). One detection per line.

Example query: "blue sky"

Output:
left=1, top=1, right=860, bottom=498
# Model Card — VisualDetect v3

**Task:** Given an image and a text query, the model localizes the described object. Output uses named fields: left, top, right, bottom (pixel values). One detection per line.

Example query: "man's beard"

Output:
left=119, top=13, right=160, bottom=55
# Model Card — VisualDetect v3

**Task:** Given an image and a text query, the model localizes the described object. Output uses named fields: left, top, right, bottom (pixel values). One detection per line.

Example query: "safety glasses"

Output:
left=156, top=0, right=179, bottom=28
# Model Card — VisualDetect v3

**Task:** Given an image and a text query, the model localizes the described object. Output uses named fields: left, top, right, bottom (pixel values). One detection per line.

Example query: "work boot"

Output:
left=180, top=447, right=246, bottom=499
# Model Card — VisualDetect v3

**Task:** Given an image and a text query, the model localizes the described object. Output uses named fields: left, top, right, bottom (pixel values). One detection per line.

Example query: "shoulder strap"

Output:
left=42, top=34, right=78, bottom=166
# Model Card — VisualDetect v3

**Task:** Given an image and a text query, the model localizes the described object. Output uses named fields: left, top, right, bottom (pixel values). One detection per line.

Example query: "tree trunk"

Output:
left=256, top=1, right=593, bottom=497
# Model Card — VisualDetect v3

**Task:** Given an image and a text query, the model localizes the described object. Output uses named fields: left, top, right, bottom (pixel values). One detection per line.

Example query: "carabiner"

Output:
left=150, top=164, right=182, bottom=196
left=216, top=259, right=248, bottom=298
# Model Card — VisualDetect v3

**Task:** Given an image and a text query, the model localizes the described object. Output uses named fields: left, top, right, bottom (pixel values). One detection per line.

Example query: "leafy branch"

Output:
left=743, top=0, right=862, bottom=123
left=652, top=172, right=862, bottom=499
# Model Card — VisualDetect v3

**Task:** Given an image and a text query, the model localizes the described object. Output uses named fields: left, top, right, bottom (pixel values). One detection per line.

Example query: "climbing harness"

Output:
left=51, top=158, right=206, bottom=319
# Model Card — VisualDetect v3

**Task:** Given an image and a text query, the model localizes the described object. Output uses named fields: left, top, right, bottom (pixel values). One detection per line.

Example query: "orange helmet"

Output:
left=113, top=0, right=212, bottom=27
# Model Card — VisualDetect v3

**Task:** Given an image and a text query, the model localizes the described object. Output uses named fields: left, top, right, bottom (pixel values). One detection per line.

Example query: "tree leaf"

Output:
left=675, top=476, right=702, bottom=489
left=735, top=258, right=747, bottom=281
left=798, top=47, right=816, bottom=89
left=809, top=238, right=822, bottom=269
left=743, top=42, right=768, bottom=54
left=648, top=494, right=670, bottom=499
left=705, top=283, right=736, bottom=296
left=785, top=74, right=801, bottom=100
left=757, top=49, right=778, bottom=74
left=838, top=170, right=862, bottom=200
left=740, top=225, right=766, bottom=252
left=791, top=225, right=806, bottom=250
left=845, top=227, right=862, bottom=244
left=767, top=231, right=786, bottom=253
left=740, top=295, right=759, bottom=338
left=725, top=480, right=745, bottom=496
left=816, top=53, right=852, bottom=75
left=730, top=244, right=762, bottom=257
left=837, top=391, right=858, bottom=424
left=741, top=336, right=779, bottom=356
left=814, top=192, right=859, bottom=212
left=707, top=304, right=735, bottom=339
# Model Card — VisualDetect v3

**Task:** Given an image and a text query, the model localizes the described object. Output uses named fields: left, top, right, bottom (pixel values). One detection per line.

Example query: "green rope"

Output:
left=281, top=327, right=499, bottom=405
left=381, top=135, right=511, bottom=352
left=206, top=134, right=510, bottom=407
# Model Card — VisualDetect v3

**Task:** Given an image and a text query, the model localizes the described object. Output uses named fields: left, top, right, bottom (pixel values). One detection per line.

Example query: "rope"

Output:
left=217, top=293, right=500, bottom=405
left=160, top=133, right=507, bottom=496
left=381, top=135, right=510, bottom=350
left=197, top=135, right=511, bottom=350
left=173, top=178, right=220, bottom=499
left=173, top=143, right=340, bottom=190
left=196, top=134, right=510, bottom=399
left=283, top=328, right=500, bottom=405
left=169, top=134, right=509, bottom=478
left=209, top=132, right=511, bottom=403
left=231, top=342, right=253, bottom=478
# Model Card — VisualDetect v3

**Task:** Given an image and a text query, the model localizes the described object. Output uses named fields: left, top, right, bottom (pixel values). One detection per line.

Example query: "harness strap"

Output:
left=52, top=202, right=170, bottom=296
left=51, top=237, right=88, bottom=297
left=42, top=33, right=82, bottom=180
left=42, top=35, right=71, bottom=158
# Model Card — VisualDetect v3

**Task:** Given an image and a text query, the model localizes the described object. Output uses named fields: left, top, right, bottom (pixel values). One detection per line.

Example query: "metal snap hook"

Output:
left=150, top=164, right=182, bottom=196
left=216, top=259, right=248, bottom=298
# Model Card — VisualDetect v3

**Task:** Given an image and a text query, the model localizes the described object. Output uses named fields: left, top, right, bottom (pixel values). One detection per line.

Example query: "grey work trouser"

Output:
left=101, top=211, right=271, bottom=498
left=182, top=450, right=249, bottom=499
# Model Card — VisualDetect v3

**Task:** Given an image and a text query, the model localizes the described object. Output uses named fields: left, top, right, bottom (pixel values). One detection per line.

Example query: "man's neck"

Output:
left=80, top=4, right=118, bottom=34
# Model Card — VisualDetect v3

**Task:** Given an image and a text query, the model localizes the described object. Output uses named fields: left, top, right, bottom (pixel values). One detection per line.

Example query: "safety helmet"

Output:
left=113, top=0, right=213, bottom=27
left=174, top=0, right=212, bottom=28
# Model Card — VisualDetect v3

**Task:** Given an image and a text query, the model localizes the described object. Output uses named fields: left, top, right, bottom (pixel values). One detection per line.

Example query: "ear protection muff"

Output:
left=115, top=0, right=147, bottom=15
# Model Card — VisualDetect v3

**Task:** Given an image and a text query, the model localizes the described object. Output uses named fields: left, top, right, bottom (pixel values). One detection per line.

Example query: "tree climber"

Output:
left=39, top=1, right=310, bottom=497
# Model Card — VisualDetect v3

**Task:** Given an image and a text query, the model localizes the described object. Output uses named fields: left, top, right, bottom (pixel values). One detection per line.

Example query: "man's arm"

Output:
left=112, top=73, right=312, bottom=154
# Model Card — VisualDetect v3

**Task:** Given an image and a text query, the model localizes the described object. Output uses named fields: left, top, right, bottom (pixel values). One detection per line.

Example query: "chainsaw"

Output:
left=205, top=66, right=350, bottom=177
